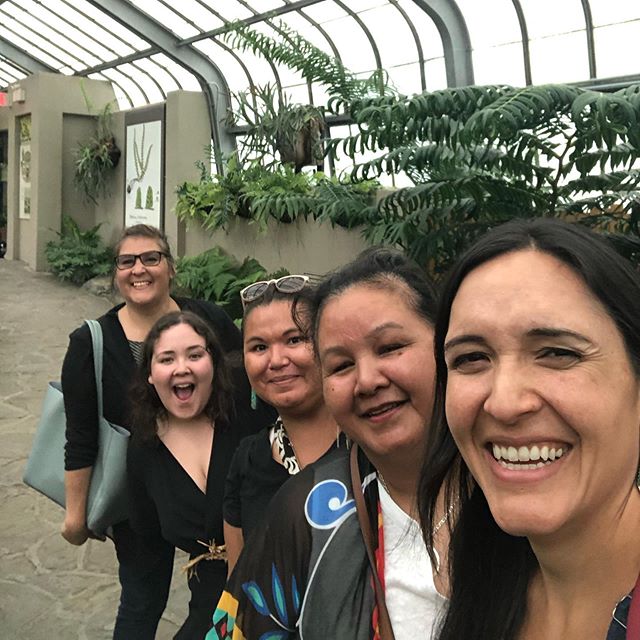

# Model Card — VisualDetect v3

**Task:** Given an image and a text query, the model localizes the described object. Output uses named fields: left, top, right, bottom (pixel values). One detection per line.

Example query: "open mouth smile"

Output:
left=173, top=383, right=195, bottom=400
left=489, top=442, right=568, bottom=471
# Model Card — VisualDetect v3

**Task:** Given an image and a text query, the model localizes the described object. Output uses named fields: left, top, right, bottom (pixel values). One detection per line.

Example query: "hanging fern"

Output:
left=222, top=20, right=390, bottom=103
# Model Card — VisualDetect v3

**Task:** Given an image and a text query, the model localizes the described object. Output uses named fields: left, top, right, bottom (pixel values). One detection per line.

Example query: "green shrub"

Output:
left=45, top=215, right=113, bottom=285
left=174, top=246, right=287, bottom=323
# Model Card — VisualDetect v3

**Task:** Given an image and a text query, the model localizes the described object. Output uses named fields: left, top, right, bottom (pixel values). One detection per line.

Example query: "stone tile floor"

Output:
left=0, top=259, right=189, bottom=639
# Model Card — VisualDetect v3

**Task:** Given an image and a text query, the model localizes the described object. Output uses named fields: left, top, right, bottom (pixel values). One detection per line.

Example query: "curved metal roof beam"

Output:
left=191, top=2, right=284, bottom=99
left=580, top=0, right=597, bottom=79
left=511, top=0, right=532, bottom=85
left=389, top=0, right=427, bottom=91
left=410, top=0, right=474, bottom=87
left=0, top=37, right=58, bottom=74
left=85, top=0, right=235, bottom=169
left=333, top=0, right=384, bottom=92
left=6, top=6, right=162, bottom=103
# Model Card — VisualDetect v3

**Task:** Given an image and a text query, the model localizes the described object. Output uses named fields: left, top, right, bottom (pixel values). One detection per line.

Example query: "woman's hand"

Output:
left=61, top=515, right=90, bottom=545
left=61, top=516, right=106, bottom=545
left=61, top=467, right=105, bottom=544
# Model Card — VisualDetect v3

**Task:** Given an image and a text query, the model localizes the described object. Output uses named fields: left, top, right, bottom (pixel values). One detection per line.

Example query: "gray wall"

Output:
left=1, top=74, right=367, bottom=275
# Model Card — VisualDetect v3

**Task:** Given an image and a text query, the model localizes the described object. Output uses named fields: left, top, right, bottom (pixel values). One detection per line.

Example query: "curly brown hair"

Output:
left=129, top=311, right=235, bottom=442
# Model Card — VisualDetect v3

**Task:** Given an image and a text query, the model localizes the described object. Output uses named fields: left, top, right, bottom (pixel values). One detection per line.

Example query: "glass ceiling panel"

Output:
left=312, top=11, right=378, bottom=75
left=135, top=58, right=180, bottom=92
left=395, top=0, right=445, bottom=68
left=207, top=1, right=254, bottom=22
left=100, top=68, right=148, bottom=107
left=0, top=56, right=25, bottom=76
left=472, top=43, right=526, bottom=86
left=594, top=20, right=640, bottom=78
left=453, top=0, right=520, bottom=48
left=57, top=0, right=149, bottom=52
left=518, top=0, right=586, bottom=39
left=589, top=0, right=640, bottom=26
left=276, top=12, right=340, bottom=59
left=302, top=3, right=351, bottom=26
left=358, top=4, right=418, bottom=69
left=423, top=58, right=447, bottom=92
left=529, top=31, right=589, bottom=84
left=126, top=0, right=199, bottom=40
left=2, top=0, right=639, bottom=110
left=150, top=53, right=201, bottom=92
left=118, top=63, right=164, bottom=103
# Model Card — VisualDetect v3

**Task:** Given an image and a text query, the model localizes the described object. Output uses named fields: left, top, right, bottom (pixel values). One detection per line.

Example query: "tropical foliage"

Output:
left=175, top=154, right=379, bottom=233
left=174, top=246, right=287, bottom=323
left=74, top=98, right=121, bottom=204
left=45, top=215, right=113, bottom=285
left=222, top=20, right=393, bottom=171
left=329, top=83, right=640, bottom=271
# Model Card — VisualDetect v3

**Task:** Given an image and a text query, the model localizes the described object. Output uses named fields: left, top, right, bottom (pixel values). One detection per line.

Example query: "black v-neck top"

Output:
left=127, top=409, right=255, bottom=555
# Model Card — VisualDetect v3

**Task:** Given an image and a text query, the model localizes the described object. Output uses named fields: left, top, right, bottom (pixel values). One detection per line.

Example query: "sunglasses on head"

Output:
left=115, top=250, right=167, bottom=270
left=240, top=275, right=310, bottom=308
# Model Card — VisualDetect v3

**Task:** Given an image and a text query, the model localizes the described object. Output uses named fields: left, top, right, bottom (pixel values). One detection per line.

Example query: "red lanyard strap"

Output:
left=627, top=572, right=640, bottom=639
left=349, top=444, right=396, bottom=640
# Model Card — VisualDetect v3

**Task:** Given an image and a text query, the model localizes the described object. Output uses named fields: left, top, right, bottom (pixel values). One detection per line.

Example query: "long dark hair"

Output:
left=129, top=311, right=235, bottom=442
left=419, top=217, right=640, bottom=640
left=298, top=246, right=439, bottom=350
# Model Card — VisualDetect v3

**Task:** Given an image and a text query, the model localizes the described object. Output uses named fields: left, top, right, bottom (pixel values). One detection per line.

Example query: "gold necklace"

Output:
left=377, top=472, right=455, bottom=536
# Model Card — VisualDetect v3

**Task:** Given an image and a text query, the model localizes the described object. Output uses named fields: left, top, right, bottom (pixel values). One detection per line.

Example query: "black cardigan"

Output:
left=62, top=297, right=243, bottom=470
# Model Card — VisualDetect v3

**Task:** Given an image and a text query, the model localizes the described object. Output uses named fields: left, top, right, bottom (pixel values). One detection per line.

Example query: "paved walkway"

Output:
left=0, top=259, right=189, bottom=639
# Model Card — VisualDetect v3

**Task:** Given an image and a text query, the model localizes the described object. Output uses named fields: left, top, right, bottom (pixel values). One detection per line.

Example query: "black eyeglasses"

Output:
left=240, top=275, right=310, bottom=308
left=115, top=250, right=167, bottom=270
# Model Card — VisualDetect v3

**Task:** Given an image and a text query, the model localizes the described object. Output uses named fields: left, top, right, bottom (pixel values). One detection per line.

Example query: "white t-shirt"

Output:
left=378, top=479, right=447, bottom=639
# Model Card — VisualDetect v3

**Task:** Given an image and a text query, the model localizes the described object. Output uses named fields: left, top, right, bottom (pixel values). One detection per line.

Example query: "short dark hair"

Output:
left=114, top=224, right=175, bottom=273
left=300, top=246, right=438, bottom=352
left=419, top=217, right=640, bottom=640
left=129, top=311, right=234, bottom=442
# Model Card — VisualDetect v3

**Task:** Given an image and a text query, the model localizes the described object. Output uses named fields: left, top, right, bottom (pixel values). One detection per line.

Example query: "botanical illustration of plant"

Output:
left=145, top=185, right=154, bottom=210
left=135, top=186, right=142, bottom=209
left=127, top=124, right=153, bottom=195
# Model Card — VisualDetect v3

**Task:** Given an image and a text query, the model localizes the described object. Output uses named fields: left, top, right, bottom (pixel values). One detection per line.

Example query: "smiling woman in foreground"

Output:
left=420, top=218, right=640, bottom=640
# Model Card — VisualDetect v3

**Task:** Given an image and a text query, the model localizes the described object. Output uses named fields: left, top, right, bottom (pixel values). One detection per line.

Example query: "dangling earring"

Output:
left=250, top=389, right=257, bottom=411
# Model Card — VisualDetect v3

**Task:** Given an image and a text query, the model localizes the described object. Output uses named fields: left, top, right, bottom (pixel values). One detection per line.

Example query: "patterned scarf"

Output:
left=270, top=417, right=300, bottom=475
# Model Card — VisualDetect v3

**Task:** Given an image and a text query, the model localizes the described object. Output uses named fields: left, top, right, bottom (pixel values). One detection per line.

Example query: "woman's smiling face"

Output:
left=243, top=299, right=322, bottom=416
left=148, top=322, right=214, bottom=422
left=444, top=249, right=640, bottom=540
left=317, top=283, right=435, bottom=467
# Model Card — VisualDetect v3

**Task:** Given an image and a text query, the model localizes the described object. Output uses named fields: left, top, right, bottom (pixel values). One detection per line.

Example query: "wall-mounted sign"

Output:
left=18, top=115, right=31, bottom=220
left=124, top=105, right=165, bottom=229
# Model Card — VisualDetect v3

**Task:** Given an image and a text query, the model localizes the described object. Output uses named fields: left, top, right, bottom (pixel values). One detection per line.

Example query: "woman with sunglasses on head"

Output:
left=222, top=274, right=340, bottom=574
left=60, top=224, right=256, bottom=640
left=419, top=218, right=640, bottom=640
left=209, top=247, right=447, bottom=640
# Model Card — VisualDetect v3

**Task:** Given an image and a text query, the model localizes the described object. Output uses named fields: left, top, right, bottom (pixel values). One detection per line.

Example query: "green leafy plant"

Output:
left=223, top=20, right=390, bottom=104
left=174, top=246, right=287, bottom=323
left=45, top=215, right=113, bottom=285
left=175, top=153, right=263, bottom=232
left=74, top=90, right=121, bottom=204
left=175, top=156, right=380, bottom=232
left=231, top=84, right=325, bottom=170
left=329, top=83, right=640, bottom=273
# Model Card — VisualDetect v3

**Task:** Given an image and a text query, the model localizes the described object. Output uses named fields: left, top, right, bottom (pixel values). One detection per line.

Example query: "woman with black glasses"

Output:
left=60, top=224, right=255, bottom=640
left=222, top=275, right=340, bottom=574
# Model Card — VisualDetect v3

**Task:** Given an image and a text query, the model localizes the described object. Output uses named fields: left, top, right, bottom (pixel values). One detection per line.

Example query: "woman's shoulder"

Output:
left=66, top=304, right=124, bottom=345
left=175, top=297, right=226, bottom=322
